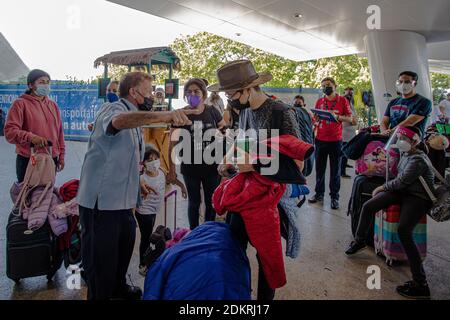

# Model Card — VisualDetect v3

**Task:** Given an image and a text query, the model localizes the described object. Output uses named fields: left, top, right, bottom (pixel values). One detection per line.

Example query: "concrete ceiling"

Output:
left=108, top=0, right=450, bottom=63
left=0, top=33, right=29, bottom=82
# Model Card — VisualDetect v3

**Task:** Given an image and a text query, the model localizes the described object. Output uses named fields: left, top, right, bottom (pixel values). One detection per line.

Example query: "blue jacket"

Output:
left=143, top=222, right=251, bottom=300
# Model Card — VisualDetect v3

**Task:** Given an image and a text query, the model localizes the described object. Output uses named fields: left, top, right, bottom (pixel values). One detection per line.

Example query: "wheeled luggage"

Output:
left=347, top=175, right=385, bottom=246
left=6, top=209, right=62, bottom=283
left=374, top=204, right=427, bottom=266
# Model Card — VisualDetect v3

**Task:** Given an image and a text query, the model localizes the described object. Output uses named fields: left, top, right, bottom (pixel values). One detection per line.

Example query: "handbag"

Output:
left=419, top=163, right=450, bottom=222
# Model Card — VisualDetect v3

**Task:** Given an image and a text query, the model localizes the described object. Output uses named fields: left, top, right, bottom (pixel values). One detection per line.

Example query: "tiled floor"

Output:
left=0, top=138, right=449, bottom=300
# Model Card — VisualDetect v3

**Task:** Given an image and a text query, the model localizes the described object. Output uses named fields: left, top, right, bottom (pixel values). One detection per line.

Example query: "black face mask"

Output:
left=294, top=104, right=303, bottom=108
left=323, top=86, right=334, bottom=96
left=228, top=92, right=251, bottom=111
left=136, top=91, right=154, bottom=111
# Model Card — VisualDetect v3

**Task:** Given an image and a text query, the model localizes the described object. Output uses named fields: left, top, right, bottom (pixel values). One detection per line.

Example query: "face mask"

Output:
left=294, top=104, right=303, bottom=108
left=35, top=84, right=50, bottom=97
left=396, top=82, right=414, bottom=95
left=228, top=98, right=250, bottom=111
left=187, top=95, right=202, bottom=108
left=145, top=159, right=160, bottom=172
left=323, top=86, right=334, bottom=96
left=107, top=92, right=119, bottom=103
left=136, top=91, right=154, bottom=111
left=396, top=139, right=412, bottom=152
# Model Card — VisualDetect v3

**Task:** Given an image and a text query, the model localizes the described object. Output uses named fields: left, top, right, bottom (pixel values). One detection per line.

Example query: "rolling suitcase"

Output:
left=142, top=189, right=178, bottom=268
left=347, top=175, right=385, bottom=247
left=6, top=209, right=62, bottom=283
left=374, top=204, right=427, bottom=266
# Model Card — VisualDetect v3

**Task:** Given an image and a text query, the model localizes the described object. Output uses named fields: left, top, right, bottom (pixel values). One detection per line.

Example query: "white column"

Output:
left=364, top=31, right=432, bottom=122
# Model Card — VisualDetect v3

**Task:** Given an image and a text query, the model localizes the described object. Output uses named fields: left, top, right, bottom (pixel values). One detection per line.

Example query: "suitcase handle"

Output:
left=164, top=189, right=177, bottom=230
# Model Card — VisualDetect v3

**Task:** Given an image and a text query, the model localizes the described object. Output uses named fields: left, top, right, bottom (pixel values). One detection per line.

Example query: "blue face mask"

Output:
left=107, top=92, right=119, bottom=103
left=35, top=84, right=50, bottom=97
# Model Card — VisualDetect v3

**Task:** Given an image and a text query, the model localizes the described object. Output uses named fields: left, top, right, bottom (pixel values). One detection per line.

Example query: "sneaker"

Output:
left=341, top=173, right=351, bottom=179
left=331, top=199, right=340, bottom=210
left=139, top=265, right=148, bottom=277
left=345, top=240, right=367, bottom=255
left=396, top=281, right=431, bottom=300
left=308, top=194, right=324, bottom=204
left=346, top=164, right=353, bottom=168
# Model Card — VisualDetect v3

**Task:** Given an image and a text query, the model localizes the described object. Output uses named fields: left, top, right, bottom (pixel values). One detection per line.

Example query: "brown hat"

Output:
left=208, top=60, right=272, bottom=92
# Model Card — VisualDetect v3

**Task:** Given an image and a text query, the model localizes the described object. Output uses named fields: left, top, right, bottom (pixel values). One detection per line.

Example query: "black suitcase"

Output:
left=6, top=210, right=62, bottom=283
left=347, top=175, right=385, bottom=247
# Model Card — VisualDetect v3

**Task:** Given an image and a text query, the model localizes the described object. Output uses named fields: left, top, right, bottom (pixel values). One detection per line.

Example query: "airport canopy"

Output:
left=94, top=46, right=180, bottom=70
left=108, top=0, right=450, bottom=74
left=0, top=33, right=29, bottom=82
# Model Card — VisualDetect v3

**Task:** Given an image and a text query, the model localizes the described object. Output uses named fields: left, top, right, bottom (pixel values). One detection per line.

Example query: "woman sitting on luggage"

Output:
left=345, top=125, right=434, bottom=300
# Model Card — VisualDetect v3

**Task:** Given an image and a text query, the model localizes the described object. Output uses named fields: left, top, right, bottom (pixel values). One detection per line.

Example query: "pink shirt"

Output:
left=4, top=94, right=66, bottom=160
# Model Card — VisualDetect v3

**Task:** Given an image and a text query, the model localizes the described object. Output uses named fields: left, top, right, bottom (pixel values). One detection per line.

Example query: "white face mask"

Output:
left=396, top=82, right=414, bottom=95
left=145, top=159, right=160, bottom=172
left=396, top=139, right=412, bottom=152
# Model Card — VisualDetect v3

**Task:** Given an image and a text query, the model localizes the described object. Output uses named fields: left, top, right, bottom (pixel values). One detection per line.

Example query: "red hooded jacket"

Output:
left=213, top=135, right=313, bottom=289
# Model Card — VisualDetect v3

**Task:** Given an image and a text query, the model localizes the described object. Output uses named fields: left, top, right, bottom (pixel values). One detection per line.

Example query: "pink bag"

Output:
left=356, top=141, right=399, bottom=178
left=14, top=146, right=56, bottom=216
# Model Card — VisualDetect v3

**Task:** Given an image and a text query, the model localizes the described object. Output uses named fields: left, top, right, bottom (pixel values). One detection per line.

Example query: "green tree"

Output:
left=170, top=32, right=372, bottom=91
left=170, top=32, right=299, bottom=87
left=431, top=72, right=450, bottom=104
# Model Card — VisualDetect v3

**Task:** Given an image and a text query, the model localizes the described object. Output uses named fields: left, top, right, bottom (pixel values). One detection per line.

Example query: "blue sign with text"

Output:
left=0, top=84, right=105, bottom=141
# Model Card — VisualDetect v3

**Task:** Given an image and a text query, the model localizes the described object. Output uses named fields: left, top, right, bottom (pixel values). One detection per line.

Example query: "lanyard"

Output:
left=322, top=98, right=338, bottom=111
left=120, top=99, right=143, bottom=157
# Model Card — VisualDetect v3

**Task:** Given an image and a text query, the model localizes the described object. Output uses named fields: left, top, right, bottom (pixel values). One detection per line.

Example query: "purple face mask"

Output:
left=187, top=95, right=202, bottom=108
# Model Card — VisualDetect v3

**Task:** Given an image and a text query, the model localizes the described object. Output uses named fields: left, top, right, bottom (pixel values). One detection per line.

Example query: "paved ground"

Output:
left=0, top=138, right=449, bottom=300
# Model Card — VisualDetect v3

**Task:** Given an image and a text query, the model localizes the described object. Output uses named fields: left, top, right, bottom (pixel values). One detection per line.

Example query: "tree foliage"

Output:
left=170, top=32, right=372, bottom=92
left=431, top=72, right=450, bottom=103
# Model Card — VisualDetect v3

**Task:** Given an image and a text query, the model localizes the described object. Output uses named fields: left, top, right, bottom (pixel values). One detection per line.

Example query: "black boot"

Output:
left=331, top=198, right=340, bottom=210
left=308, top=194, right=324, bottom=204
left=396, top=281, right=430, bottom=300
left=345, top=240, right=367, bottom=255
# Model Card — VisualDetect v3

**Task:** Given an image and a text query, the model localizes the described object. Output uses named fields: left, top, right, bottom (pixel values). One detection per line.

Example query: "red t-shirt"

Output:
left=314, top=95, right=352, bottom=142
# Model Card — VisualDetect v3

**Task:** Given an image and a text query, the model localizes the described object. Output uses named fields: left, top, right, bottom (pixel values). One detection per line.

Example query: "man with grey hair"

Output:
left=77, top=72, right=194, bottom=300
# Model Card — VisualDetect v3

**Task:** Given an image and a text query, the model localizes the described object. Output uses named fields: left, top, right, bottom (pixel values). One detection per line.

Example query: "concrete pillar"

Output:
left=364, top=31, right=432, bottom=122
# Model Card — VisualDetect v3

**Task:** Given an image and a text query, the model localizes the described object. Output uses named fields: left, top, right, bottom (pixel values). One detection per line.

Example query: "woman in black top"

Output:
left=168, top=78, right=226, bottom=229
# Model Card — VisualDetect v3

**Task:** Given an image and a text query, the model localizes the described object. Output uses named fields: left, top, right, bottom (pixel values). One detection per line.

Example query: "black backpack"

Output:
left=293, top=107, right=315, bottom=176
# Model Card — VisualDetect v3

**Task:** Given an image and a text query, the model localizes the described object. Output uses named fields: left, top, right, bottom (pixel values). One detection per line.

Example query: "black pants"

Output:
left=227, top=209, right=289, bottom=301
left=314, top=140, right=342, bottom=200
left=79, top=205, right=136, bottom=300
left=182, top=173, right=220, bottom=230
left=134, top=212, right=156, bottom=266
left=16, top=154, right=58, bottom=183
left=355, top=191, right=431, bottom=284
left=340, top=142, right=349, bottom=175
